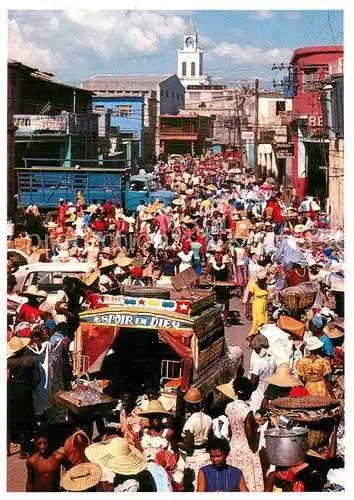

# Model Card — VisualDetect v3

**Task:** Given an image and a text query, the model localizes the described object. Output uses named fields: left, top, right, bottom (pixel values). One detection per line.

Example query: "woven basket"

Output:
left=280, top=290, right=316, bottom=311
left=271, top=396, right=339, bottom=410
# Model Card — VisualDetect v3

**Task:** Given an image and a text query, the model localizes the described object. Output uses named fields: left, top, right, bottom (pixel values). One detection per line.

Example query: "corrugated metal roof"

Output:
left=82, top=74, right=175, bottom=92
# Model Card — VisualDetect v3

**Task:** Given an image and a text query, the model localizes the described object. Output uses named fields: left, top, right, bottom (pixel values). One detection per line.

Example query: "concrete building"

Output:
left=256, top=92, right=293, bottom=183
left=289, top=46, right=343, bottom=201
left=177, top=18, right=210, bottom=89
left=185, top=85, right=256, bottom=158
left=325, top=57, right=344, bottom=228
left=82, top=74, right=185, bottom=163
left=159, top=113, right=212, bottom=156
left=8, top=59, right=99, bottom=215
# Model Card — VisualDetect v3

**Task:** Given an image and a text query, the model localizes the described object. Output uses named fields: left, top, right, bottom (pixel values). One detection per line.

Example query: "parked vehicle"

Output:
left=16, top=167, right=176, bottom=212
left=17, top=263, right=91, bottom=304
left=8, top=249, right=29, bottom=269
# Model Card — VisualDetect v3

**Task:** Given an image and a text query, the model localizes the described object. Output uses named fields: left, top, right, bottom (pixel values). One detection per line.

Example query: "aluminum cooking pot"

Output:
left=265, top=427, right=309, bottom=467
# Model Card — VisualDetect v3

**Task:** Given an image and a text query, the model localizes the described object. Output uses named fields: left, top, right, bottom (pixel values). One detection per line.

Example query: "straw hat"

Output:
left=60, top=463, right=102, bottom=492
left=323, top=323, right=344, bottom=339
left=115, top=252, right=134, bottom=268
left=181, top=215, right=194, bottom=224
left=81, top=270, right=100, bottom=287
left=139, top=400, right=172, bottom=416
left=18, top=284, right=42, bottom=298
left=264, top=363, right=303, bottom=388
left=7, top=336, right=31, bottom=357
left=216, top=380, right=236, bottom=401
left=98, top=259, right=117, bottom=271
left=85, top=437, right=147, bottom=475
left=206, top=184, right=217, bottom=191
left=184, top=387, right=203, bottom=404
left=141, top=213, right=154, bottom=222
left=37, top=290, right=48, bottom=301
left=306, top=336, right=324, bottom=351
left=69, top=247, right=78, bottom=257
left=172, top=198, right=183, bottom=206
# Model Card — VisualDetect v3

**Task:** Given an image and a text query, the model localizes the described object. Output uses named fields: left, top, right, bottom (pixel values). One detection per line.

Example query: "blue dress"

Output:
left=200, top=464, right=243, bottom=492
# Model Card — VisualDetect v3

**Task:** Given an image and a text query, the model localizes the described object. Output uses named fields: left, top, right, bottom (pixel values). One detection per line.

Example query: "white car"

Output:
left=18, top=263, right=91, bottom=305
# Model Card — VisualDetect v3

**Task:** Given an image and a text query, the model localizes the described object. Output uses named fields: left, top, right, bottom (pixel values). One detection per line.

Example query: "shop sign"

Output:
left=307, top=115, right=323, bottom=129
left=241, top=131, right=254, bottom=140
left=275, top=143, right=294, bottom=158
left=14, top=114, right=67, bottom=133
left=82, top=311, right=193, bottom=330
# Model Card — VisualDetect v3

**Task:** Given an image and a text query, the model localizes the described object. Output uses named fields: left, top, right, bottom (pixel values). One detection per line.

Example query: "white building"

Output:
left=177, top=18, right=210, bottom=89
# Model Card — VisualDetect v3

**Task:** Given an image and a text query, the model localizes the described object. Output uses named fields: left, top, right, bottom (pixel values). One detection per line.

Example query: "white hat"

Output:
left=308, top=259, right=317, bottom=267
left=306, top=336, right=324, bottom=351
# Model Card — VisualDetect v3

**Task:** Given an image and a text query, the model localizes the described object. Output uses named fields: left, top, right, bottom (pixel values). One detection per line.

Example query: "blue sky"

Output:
left=8, top=10, right=343, bottom=89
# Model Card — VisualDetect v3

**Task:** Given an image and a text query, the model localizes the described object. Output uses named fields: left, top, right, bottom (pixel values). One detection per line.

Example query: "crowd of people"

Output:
left=7, top=153, right=345, bottom=492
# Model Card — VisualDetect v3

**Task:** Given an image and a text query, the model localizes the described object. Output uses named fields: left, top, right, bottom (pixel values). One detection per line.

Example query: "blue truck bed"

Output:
left=16, top=167, right=128, bottom=209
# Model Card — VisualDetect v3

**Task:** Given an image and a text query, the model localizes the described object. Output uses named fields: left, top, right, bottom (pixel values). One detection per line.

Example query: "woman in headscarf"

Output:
left=296, top=337, right=334, bottom=398
left=245, top=269, right=269, bottom=337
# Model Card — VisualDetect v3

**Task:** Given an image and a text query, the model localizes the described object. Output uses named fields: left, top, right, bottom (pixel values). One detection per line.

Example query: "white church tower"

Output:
left=178, top=17, right=210, bottom=89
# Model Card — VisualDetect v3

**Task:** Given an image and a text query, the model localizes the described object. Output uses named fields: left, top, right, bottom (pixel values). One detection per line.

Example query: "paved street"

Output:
left=7, top=297, right=251, bottom=492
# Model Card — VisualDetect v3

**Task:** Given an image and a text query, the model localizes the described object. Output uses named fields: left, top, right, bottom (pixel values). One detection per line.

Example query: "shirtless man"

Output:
left=26, top=428, right=71, bottom=492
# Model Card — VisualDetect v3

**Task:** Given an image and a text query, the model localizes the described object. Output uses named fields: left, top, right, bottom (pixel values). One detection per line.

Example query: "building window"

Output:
left=276, top=101, right=286, bottom=115
left=172, top=92, right=174, bottom=99
left=177, top=93, right=179, bottom=100
left=182, top=62, right=187, bottom=76
left=115, top=105, right=132, bottom=117
left=166, top=91, right=169, bottom=98
left=189, top=92, right=201, bottom=100
left=191, top=62, right=196, bottom=76
left=303, top=67, right=319, bottom=92
left=161, top=90, right=163, bottom=97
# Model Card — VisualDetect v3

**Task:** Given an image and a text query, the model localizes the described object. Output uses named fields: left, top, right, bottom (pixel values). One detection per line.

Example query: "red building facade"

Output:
left=289, top=46, right=343, bottom=200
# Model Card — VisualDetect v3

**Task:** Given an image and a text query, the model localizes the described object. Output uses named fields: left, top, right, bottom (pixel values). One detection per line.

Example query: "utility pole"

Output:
left=254, top=78, right=259, bottom=180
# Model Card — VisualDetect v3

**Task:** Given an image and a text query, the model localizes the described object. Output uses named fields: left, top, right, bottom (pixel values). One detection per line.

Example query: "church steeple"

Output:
left=185, top=17, right=198, bottom=37
left=177, top=17, right=209, bottom=89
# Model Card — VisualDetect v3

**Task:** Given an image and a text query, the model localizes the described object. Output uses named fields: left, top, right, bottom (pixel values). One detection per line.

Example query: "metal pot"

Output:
left=265, top=427, right=309, bottom=467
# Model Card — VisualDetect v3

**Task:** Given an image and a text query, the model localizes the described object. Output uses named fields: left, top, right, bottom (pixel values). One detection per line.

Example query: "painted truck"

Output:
left=15, top=168, right=176, bottom=212
left=74, top=287, right=243, bottom=413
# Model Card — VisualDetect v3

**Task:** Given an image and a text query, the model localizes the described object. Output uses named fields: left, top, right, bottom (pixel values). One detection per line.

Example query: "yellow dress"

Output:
left=296, top=356, right=332, bottom=397
left=249, top=282, right=269, bottom=336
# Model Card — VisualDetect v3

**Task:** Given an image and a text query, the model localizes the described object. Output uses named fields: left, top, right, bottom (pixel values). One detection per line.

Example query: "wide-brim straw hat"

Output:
left=264, top=363, right=303, bottom=388
left=323, top=323, right=344, bottom=339
left=206, top=184, right=217, bottom=191
left=172, top=198, right=183, bottom=206
left=139, top=399, right=172, bottom=416
left=181, top=216, right=194, bottom=224
left=18, top=284, right=42, bottom=298
left=306, top=336, right=324, bottom=351
left=98, top=258, right=117, bottom=271
left=115, top=252, right=134, bottom=268
left=81, top=270, right=100, bottom=287
left=60, top=463, right=102, bottom=492
left=216, top=381, right=236, bottom=401
left=141, top=213, right=154, bottom=222
left=85, top=437, right=147, bottom=475
left=7, top=336, right=31, bottom=357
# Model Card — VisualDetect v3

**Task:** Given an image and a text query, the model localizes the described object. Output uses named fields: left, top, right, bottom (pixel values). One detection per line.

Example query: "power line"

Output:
left=327, top=11, right=336, bottom=45
left=299, top=12, right=317, bottom=46
left=311, top=15, right=330, bottom=46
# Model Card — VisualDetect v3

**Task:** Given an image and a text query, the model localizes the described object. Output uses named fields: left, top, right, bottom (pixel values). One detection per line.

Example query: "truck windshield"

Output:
left=129, top=181, right=156, bottom=192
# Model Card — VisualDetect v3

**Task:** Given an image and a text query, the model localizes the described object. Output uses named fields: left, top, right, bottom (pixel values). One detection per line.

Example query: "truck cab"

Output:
left=125, top=174, right=176, bottom=212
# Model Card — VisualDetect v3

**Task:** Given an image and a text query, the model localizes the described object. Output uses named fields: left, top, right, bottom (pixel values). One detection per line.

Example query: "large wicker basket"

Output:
left=280, top=285, right=317, bottom=311
left=268, top=396, right=342, bottom=451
